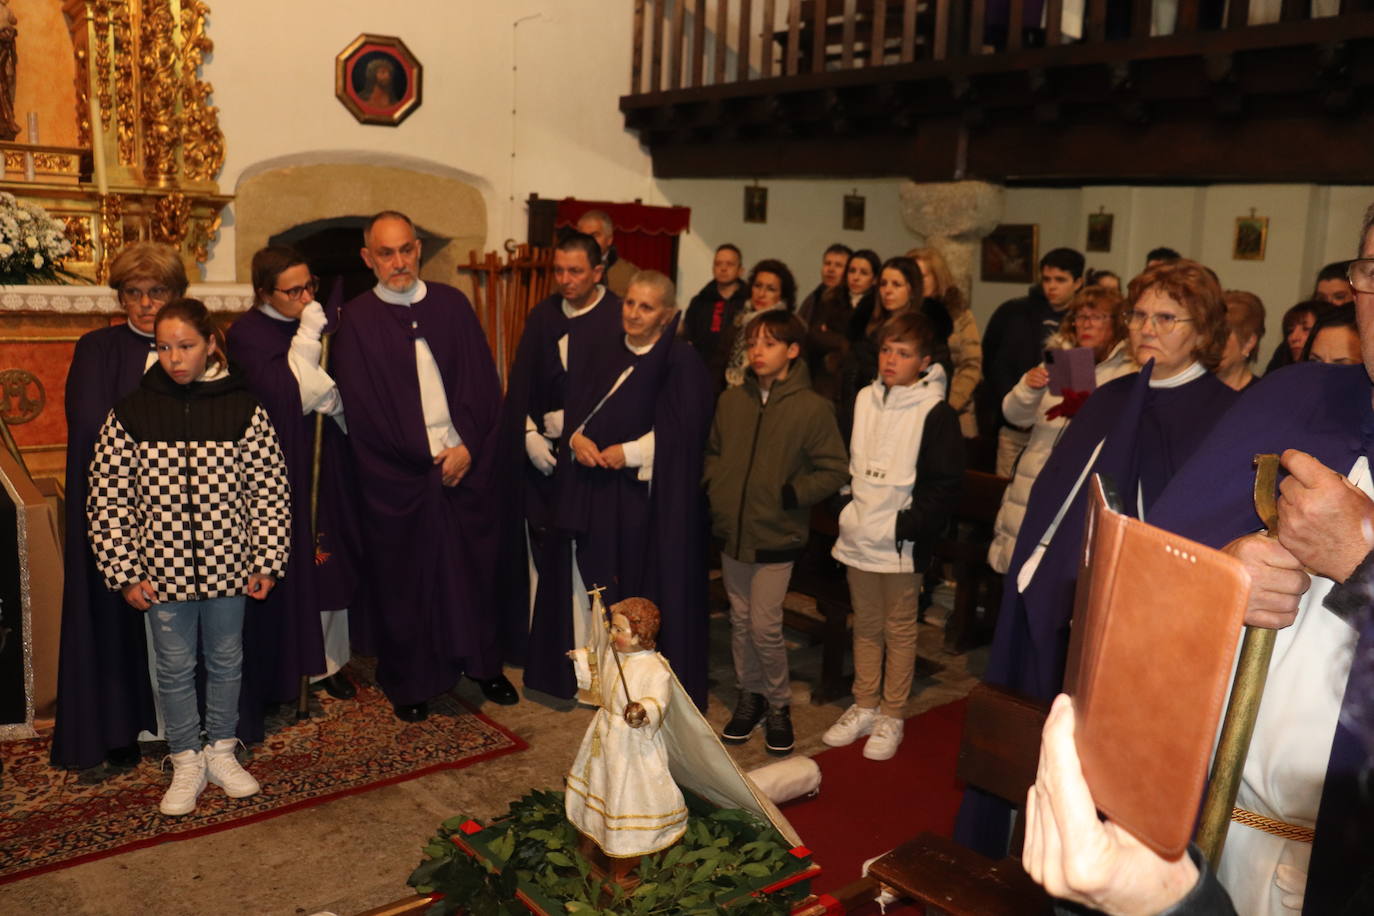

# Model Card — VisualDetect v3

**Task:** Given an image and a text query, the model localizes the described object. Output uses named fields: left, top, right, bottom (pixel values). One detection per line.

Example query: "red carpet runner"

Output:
left=0, top=676, right=526, bottom=886
left=781, top=698, right=969, bottom=913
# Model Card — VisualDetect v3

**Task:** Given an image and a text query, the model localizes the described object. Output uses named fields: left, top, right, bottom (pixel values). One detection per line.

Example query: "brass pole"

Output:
left=296, top=331, right=332, bottom=722
left=1196, top=454, right=1280, bottom=867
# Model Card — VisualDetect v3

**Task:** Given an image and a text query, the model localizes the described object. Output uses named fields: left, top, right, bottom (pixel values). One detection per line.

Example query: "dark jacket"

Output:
left=894, top=402, right=966, bottom=568
left=87, top=363, right=291, bottom=601
left=802, top=285, right=856, bottom=403
left=979, top=284, right=1062, bottom=433
left=703, top=361, right=849, bottom=563
left=683, top=279, right=749, bottom=392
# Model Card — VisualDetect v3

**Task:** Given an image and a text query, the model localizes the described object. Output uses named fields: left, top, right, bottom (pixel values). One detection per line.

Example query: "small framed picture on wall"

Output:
left=843, top=193, right=865, bottom=231
left=336, top=34, right=423, bottom=126
left=1086, top=212, right=1113, bottom=252
left=1233, top=214, right=1268, bottom=261
left=981, top=224, right=1039, bottom=283
left=743, top=186, right=768, bottom=224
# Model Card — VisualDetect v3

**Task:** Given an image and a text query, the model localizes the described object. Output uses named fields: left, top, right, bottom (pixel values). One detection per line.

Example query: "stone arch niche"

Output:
left=233, top=155, right=488, bottom=292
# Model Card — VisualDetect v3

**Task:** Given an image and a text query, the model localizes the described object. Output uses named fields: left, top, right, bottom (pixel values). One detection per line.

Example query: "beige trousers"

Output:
left=846, top=567, right=921, bottom=719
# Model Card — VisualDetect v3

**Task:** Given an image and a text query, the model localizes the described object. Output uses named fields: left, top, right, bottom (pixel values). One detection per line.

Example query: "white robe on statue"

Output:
left=565, top=644, right=688, bottom=858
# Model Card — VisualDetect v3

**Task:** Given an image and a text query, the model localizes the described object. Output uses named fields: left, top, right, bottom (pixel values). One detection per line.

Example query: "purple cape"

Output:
left=494, top=289, right=624, bottom=665
left=331, top=284, right=503, bottom=705
left=524, top=318, right=715, bottom=707
left=956, top=364, right=1238, bottom=856
left=226, top=306, right=369, bottom=739
left=1149, top=362, right=1374, bottom=915
left=50, top=324, right=158, bottom=768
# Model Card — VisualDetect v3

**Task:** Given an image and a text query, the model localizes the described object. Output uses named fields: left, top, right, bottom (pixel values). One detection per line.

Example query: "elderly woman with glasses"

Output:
left=51, top=242, right=188, bottom=772
left=957, top=259, right=1239, bottom=859
left=986, top=285, right=1137, bottom=575
left=224, top=246, right=364, bottom=743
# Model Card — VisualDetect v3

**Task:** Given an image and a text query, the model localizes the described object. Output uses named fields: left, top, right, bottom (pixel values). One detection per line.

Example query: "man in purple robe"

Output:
left=51, top=243, right=185, bottom=771
left=525, top=270, right=714, bottom=707
left=495, top=232, right=623, bottom=680
left=331, top=211, right=514, bottom=721
left=226, top=247, right=369, bottom=742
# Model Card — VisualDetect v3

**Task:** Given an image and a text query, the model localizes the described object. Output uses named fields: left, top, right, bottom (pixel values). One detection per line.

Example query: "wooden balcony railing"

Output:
left=628, top=0, right=1365, bottom=97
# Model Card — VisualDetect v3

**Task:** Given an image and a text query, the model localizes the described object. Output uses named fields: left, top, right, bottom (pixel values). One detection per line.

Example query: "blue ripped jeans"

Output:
left=147, top=596, right=245, bottom=754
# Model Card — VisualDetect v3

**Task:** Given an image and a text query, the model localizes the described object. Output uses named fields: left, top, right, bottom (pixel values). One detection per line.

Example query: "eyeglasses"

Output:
left=273, top=277, right=320, bottom=301
left=1347, top=259, right=1374, bottom=294
left=1127, top=310, right=1195, bottom=334
left=1074, top=311, right=1109, bottom=326
left=119, top=285, right=174, bottom=305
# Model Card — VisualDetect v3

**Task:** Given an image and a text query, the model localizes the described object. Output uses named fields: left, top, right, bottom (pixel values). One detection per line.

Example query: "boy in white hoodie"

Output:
left=824, top=312, right=965, bottom=760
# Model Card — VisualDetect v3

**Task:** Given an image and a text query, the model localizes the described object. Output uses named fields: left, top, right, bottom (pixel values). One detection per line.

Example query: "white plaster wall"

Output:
left=202, top=0, right=654, bottom=281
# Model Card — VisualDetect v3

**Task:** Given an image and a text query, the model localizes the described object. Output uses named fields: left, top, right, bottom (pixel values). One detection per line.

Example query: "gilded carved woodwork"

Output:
left=112, top=1, right=136, bottom=166
left=177, top=0, right=223, bottom=184
left=152, top=191, right=190, bottom=245
left=98, top=192, right=122, bottom=278
left=91, top=0, right=113, bottom=134
left=138, top=0, right=177, bottom=186
left=59, top=215, right=94, bottom=263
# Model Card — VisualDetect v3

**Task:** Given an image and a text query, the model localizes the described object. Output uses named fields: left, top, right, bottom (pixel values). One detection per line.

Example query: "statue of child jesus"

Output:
left=565, top=596, right=688, bottom=859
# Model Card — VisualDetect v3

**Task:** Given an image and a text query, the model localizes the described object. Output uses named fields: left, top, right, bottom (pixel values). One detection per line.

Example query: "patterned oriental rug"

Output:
left=0, top=667, right=526, bottom=887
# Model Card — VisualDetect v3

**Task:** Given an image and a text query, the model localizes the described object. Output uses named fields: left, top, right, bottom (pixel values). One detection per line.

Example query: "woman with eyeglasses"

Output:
left=957, top=259, right=1238, bottom=859
left=52, top=242, right=188, bottom=772
left=986, top=285, right=1136, bottom=576
left=224, top=246, right=364, bottom=743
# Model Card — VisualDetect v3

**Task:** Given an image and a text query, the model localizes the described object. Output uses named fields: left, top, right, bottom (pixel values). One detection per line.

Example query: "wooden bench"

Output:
left=931, top=470, right=1010, bottom=654
left=865, top=682, right=1052, bottom=914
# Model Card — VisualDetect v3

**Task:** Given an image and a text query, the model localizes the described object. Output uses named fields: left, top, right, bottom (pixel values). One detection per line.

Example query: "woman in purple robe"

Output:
left=51, top=243, right=186, bottom=770
left=956, top=259, right=1238, bottom=857
left=225, top=246, right=366, bottom=742
left=524, top=271, right=714, bottom=708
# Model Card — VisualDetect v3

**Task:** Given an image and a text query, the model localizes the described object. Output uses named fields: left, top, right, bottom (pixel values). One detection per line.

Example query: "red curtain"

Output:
left=554, top=199, right=691, bottom=276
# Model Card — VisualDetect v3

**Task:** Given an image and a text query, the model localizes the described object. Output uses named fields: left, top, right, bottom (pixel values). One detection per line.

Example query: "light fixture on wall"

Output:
left=743, top=180, right=767, bottom=224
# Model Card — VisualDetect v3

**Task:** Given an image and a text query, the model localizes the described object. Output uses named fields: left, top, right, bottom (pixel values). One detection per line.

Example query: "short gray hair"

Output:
left=578, top=209, right=613, bottom=236
left=628, top=269, right=676, bottom=311
left=1360, top=203, right=1374, bottom=256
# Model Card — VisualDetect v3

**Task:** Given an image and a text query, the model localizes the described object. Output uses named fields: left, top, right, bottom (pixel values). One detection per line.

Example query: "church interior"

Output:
left=2, top=1, right=1373, bottom=913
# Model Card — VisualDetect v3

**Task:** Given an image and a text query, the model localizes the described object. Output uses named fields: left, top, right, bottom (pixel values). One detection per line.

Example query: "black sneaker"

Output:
left=721, top=691, right=767, bottom=744
left=764, top=704, right=794, bottom=756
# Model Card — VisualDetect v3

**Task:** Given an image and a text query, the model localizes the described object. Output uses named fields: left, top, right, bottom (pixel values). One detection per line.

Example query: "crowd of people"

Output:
left=48, top=204, right=1373, bottom=912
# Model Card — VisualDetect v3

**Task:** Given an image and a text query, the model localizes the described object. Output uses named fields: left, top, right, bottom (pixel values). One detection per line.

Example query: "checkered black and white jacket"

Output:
left=87, top=363, right=292, bottom=601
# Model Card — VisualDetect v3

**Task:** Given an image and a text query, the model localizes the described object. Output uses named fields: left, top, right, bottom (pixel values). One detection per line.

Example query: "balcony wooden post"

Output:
left=933, top=0, right=950, bottom=61
left=812, top=0, right=828, bottom=73
left=1176, top=0, right=1200, bottom=33
left=692, top=0, right=707, bottom=86
left=1046, top=0, right=1064, bottom=46
left=1280, top=0, right=1310, bottom=20
left=872, top=0, right=888, bottom=67
left=761, top=0, right=775, bottom=77
left=901, top=0, right=917, bottom=62
left=1227, top=0, right=1249, bottom=28
left=1088, top=0, right=1107, bottom=42
left=632, top=0, right=646, bottom=92
left=1132, top=0, right=1152, bottom=38
left=738, top=0, right=754, bottom=80
left=651, top=0, right=665, bottom=91
left=670, top=0, right=687, bottom=89
left=786, top=0, right=802, bottom=75
left=1007, top=0, right=1024, bottom=51
left=969, top=0, right=986, bottom=56
left=715, top=0, right=729, bottom=84
left=841, top=0, right=857, bottom=68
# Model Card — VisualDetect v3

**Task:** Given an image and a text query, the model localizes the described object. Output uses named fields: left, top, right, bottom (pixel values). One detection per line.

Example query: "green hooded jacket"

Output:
left=702, top=361, right=849, bottom=563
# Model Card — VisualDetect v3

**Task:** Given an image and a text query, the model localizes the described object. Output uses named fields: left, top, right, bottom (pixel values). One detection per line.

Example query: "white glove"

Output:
left=525, top=430, right=555, bottom=476
left=541, top=409, right=565, bottom=440
left=298, top=301, right=327, bottom=339
left=1275, top=864, right=1306, bottom=911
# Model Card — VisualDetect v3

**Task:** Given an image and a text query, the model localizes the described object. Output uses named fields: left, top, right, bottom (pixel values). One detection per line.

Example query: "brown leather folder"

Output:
left=1064, top=475, right=1249, bottom=859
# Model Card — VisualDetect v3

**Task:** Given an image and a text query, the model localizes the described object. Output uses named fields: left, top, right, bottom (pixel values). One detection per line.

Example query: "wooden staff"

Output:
left=1196, top=453, right=1280, bottom=866
left=296, top=331, right=333, bottom=722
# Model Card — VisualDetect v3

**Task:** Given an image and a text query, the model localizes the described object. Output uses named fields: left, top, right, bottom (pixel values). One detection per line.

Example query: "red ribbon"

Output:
left=1045, top=388, right=1091, bottom=421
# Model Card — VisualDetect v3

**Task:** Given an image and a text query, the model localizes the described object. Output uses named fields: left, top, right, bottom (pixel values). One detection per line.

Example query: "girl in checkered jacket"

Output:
left=87, top=298, right=291, bottom=817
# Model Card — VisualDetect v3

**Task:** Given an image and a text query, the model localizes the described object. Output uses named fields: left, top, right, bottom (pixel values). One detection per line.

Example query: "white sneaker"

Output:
left=160, top=748, right=207, bottom=815
left=822, top=704, right=877, bottom=747
left=862, top=715, right=904, bottom=761
left=204, top=738, right=260, bottom=798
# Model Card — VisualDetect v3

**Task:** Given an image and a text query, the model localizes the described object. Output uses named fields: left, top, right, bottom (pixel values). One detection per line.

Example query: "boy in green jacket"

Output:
left=703, top=310, right=849, bottom=754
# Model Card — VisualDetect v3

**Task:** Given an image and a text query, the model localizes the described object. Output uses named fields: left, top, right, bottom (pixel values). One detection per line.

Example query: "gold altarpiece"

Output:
left=1, top=0, right=239, bottom=481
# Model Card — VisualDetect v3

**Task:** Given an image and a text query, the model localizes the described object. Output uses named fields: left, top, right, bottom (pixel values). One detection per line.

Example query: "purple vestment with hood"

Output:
left=494, top=289, right=623, bottom=665
left=331, top=283, right=502, bottom=705
left=523, top=316, right=715, bottom=707
left=1147, top=363, right=1373, bottom=915
left=226, top=304, right=369, bottom=740
left=956, top=362, right=1237, bottom=857
left=51, top=324, right=157, bottom=768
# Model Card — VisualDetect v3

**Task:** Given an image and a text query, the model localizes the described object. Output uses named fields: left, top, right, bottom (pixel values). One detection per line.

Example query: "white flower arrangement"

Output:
left=0, top=192, right=73, bottom=284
